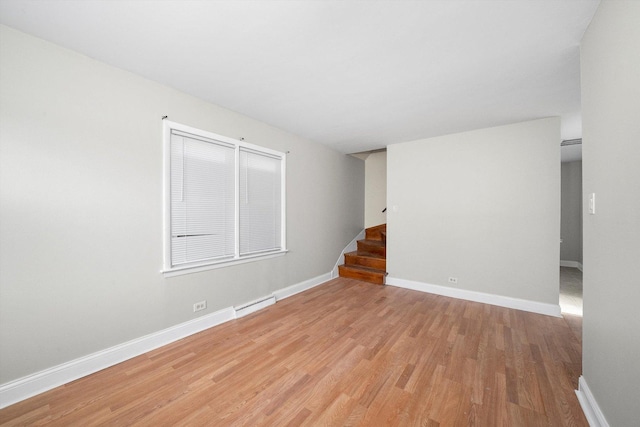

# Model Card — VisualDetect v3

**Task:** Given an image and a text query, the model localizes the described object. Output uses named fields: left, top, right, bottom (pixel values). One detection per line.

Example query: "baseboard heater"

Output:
left=234, top=295, right=276, bottom=318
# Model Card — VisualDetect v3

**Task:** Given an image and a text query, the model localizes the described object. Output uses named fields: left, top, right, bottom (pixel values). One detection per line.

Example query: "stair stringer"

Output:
left=331, top=228, right=366, bottom=279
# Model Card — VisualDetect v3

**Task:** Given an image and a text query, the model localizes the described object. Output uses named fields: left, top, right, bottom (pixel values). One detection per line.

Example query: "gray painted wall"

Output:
left=0, top=25, right=364, bottom=384
left=364, top=151, right=387, bottom=228
left=560, top=161, right=582, bottom=263
left=387, top=118, right=560, bottom=305
left=581, top=2, right=640, bottom=425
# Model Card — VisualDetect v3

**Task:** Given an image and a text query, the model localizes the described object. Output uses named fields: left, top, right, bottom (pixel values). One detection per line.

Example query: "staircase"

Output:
left=338, top=224, right=387, bottom=285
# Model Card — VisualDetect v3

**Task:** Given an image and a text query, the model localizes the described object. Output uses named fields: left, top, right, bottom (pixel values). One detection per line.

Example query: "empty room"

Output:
left=0, top=1, right=638, bottom=425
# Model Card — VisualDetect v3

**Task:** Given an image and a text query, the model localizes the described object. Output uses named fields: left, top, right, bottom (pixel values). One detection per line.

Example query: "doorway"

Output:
left=560, top=141, right=583, bottom=338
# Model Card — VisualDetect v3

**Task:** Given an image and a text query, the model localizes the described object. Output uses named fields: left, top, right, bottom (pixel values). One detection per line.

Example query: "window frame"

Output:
left=162, top=120, right=287, bottom=277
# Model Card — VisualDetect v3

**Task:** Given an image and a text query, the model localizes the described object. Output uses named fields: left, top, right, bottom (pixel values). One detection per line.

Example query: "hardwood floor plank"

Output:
left=0, top=278, right=587, bottom=426
left=395, top=363, right=416, bottom=390
left=282, top=407, right=311, bottom=426
left=308, top=392, right=357, bottom=426
left=0, top=405, right=51, bottom=427
left=375, top=386, right=413, bottom=425
left=418, top=364, right=447, bottom=421
left=435, top=379, right=464, bottom=425
left=489, top=372, right=511, bottom=427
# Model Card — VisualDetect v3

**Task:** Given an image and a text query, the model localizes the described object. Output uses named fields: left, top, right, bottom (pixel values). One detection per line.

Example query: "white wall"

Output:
left=560, top=161, right=582, bottom=263
left=387, top=118, right=560, bottom=305
left=581, top=2, right=640, bottom=425
left=0, top=25, right=364, bottom=384
left=364, top=151, right=387, bottom=228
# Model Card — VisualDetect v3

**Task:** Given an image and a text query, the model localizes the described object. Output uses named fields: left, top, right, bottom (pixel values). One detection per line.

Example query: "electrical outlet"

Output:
left=193, top=300, right=207, bottom=312
left=448, top=277, right=458, bottom=284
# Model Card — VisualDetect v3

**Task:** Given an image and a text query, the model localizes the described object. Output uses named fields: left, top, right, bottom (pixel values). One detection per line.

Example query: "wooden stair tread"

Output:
left=340, top=224, right=387, bottom=285
left=344, top=250, right=386, bottom=271
left=358, top=239, right=384, bottom=247
left=340, top=264, right=386, bottom=274
left=365, top=224, right=387, bottom=241
left=338, top=264, right=386, bottom=285
left=345, top=251, right=384, bottom=259
left=357, top=239, right=385, bottom=257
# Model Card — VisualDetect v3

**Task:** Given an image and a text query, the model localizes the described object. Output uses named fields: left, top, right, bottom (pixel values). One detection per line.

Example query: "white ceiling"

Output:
left=0, top=0, right=599, bottom=154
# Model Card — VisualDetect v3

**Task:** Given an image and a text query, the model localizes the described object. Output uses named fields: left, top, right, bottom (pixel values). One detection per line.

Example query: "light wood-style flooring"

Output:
left=0, top=278, right=586, bottom=426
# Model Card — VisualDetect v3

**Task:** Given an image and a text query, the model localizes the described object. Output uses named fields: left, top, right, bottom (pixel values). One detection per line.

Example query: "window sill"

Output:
left=162, top=250, right=288, bottom=278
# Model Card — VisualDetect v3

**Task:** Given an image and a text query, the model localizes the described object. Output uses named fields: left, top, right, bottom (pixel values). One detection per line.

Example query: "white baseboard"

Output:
left=575, top=376, right=610, bottom=427
left=273, top=272, right=332, bottom=301
left=331, top=229, right=365, bottom=278
left=0, top=307, right=235, bottom=409
left=560, top=260, right=584, bottom=271
left=0, top=272, right=332, bottom=409
left=386, top=277, right=561, bottom=317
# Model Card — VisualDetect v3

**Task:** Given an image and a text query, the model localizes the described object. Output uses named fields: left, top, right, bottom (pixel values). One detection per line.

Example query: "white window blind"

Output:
left=164, top=121, right=286, bottom=274
left=170, top=132, right=235, bottom=266
left=239, top=149, right=282, bottom=255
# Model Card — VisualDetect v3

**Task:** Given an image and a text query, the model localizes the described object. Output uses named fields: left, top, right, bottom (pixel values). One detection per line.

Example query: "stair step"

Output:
left=357, top=239, right=386, bottom=257
left=338, top=224, right=387, bottom=285
left=365, top=224, right=387, bottom=242
left=338, top=265, right=386, bottom=285
left=344, top=251, right=386, bottom=270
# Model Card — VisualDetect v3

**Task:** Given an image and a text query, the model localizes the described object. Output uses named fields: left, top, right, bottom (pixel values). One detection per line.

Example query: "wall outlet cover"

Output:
left=193, top=301, right=207, bottom=312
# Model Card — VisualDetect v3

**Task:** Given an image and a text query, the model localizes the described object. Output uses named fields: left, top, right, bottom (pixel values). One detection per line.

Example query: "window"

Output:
left=163, top=121, right=286, bottom=275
